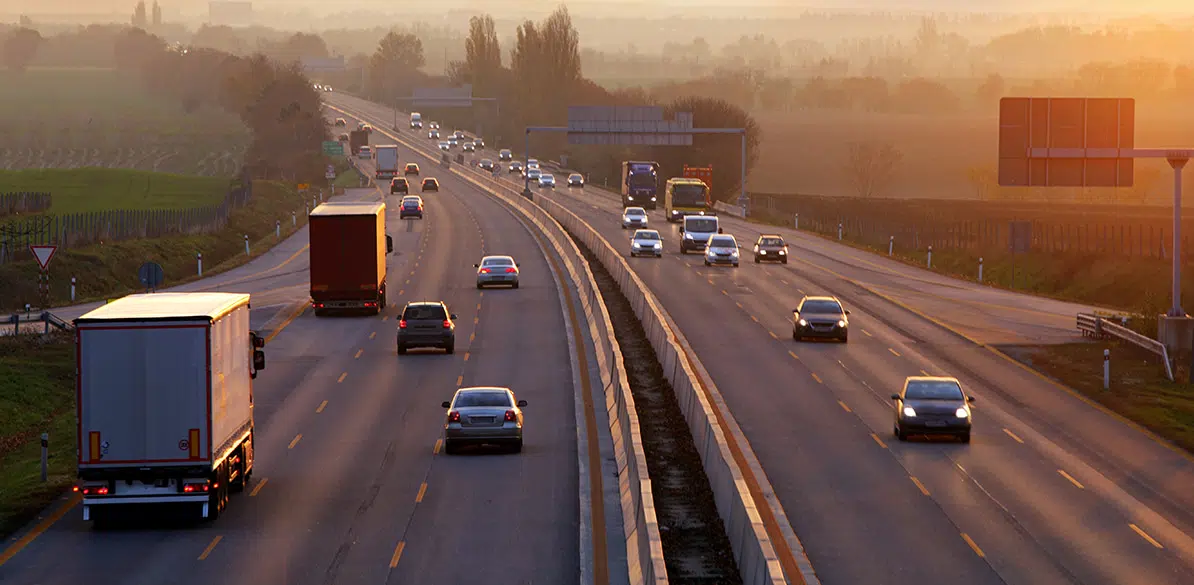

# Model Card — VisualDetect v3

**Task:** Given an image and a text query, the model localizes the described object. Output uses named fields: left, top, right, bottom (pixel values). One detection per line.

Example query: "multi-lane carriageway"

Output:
left=331, top=90, right=1194, bottom=585
left=0, top=131, right=632, bottom=585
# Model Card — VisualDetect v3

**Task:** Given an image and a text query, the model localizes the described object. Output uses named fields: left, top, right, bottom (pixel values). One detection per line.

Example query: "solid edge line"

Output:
left=0, top=493, right=81, bottom=566
left=263, top=299, right=308, bottom=344
left=197, top=535, right=223, bottom=561
left=1129, top=523, right=1164, bottom=549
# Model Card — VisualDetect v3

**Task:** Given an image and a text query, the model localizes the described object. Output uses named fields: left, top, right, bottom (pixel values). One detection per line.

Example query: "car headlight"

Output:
left=837, top=320, right=846, bottom=327
left=730, top=249, right=739, bottom=256
left=778, top=250, right=786, bottom=255
left=632, top=242, right=642, bottom=248
left=650, top=197, right=657, bottom=201
left=903, top=406, right=917, bottom=417
left=684, top=233, right=693, bottom=239
left=955, top=407, right=970, bottom=418
left=798, top=318, right=808, bottom=326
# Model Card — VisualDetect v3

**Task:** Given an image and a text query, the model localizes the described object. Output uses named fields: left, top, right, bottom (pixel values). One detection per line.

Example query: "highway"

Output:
left=0, top=132, right=602, bottom=585
left=328, top=91, right=1194, bottom=585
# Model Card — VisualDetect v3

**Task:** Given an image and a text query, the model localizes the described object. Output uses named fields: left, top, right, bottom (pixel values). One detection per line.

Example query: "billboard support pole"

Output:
left=1170, top=157, right=1189, bottom=316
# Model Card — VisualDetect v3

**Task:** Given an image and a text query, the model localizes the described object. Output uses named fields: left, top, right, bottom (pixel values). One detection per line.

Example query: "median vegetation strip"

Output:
left=0, top=168, right=230, bottom=214
left=0, top=333, right=76, bottom=539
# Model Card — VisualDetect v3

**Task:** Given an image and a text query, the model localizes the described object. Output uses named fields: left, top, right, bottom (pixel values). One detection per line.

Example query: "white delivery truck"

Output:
left=73, top=292, right=266, bottom=524
left=374, top=144, right=399, bottom=180
left=410, top=112, right=423, bottom=129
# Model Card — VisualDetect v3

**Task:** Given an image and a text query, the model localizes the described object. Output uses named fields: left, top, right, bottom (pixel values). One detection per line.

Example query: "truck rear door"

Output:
left=310, top=215, right=380, bottom=296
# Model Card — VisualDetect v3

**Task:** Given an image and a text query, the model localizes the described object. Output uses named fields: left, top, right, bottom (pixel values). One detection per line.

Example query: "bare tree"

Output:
left=843, top=142, right=902, bottom=198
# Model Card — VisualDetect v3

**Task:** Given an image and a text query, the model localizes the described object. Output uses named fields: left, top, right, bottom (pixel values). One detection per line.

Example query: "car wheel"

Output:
left=397, top=342, right=407, bottom=355
left=445, top=341, right=455, bottom=354
left=959, top=432, right=971, bottom=444
left=792, top=330, right=799, bottom=341
left=895, top=424, right=906, bottom=441
left=704, top=260, right=710, bottom=266
left=511, top=439, right=523, bottom=453
left=733, top=262, right=739, bottom=268
left=840, top=333, right=848, bottom=343
left=755, top=256, right=760, bottom=263
left=443, top=440, right=458, bottom=455
left=476, top=283, right=483, bottom=289
left=512, top=281, right=519, bottom=289
left=782, top=258, right=788, bottom=264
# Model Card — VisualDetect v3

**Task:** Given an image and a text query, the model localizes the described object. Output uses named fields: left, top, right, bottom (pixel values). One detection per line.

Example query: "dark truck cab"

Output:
left=309, top=202, right=393, bottom=315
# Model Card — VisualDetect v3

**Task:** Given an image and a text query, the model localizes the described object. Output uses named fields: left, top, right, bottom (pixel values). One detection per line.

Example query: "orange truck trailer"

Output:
left=683, top=165, right=712, bottom=193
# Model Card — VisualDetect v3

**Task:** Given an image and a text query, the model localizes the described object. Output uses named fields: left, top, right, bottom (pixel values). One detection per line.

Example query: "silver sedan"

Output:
left=622, top=206, right=648, bottom=229
left=630, top=229, right=663, bottom=257
left=442, top=386, right=527, bottom=453
left=475, top=255, right=520, bottom=288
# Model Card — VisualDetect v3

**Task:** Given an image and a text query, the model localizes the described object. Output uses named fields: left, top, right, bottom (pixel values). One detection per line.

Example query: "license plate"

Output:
left=925, top=421, right=947, bottom=427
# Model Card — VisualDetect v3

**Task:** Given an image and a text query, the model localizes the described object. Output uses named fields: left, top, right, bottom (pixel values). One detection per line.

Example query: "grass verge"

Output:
left=0, top=180, right=312, bottom=311
left=0, top=333, right=76, bottom=539
left=0, top=168, right=230, bottom=214
left=1001, top=341, right=1194, bottom=454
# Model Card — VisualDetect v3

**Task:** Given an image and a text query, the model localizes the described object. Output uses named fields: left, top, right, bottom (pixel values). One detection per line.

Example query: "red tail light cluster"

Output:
left=442, top=319, right=452, bottom=328
left=448, top=411, right=461, bottom=423
left=505, top=267, right=517, bottom=273
left=365, top=302, right=377, bottom=308
left=504, top=410, right=517, bottom=422
left=77, top=485, right=110, bottom=495
left=399, top=319, right=407, bottom=329
left=183, top=482, right=210, bottom=493
left=479, top=268, right=490, bottom=274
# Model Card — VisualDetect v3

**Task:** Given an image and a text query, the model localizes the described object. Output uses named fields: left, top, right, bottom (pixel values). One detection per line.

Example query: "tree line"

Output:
left=1, top=25, right=329, bottom=184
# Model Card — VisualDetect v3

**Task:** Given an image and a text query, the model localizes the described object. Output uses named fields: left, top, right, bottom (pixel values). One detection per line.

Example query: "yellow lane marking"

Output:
left=838, top=401, right=851, bottom=413
left=288, top=434, right=302, bottom=449
left=337, top=372, right=347, bottom=383
left=961, top=533, right=985, bottom=557
left=456, top=375, right=463, bottom=386
left=389, top=541, right=406, bottom=568
left=354, top=349, right=363, bottom=359
left=1003, top=428, right=1025, bottom=444
left=870, top=433, right=888, bottom=449
left=780, top=279, right=789, bottom=285
left=1058, top=469, right=1085, bottom=489
left=861, top=329, right=873, bottom=337
left=464, top=352, right=470, bottom=361
left=910, top=476, right=930, bottom=496
left=198, top=535, right=223, bottom=560
left=735, top=302, right=743, bottom=308
left=811, top=373, right=823, bottom=384
left=920, top=369, right=931, bottom=376
left=398, top=289, right=404, bottom=295
left=769, top=331, right=778, bottom=339
left=474, top=316, right=479, bottom=324
left=263, top=302, right=308, bottom=344
left=405, top=279, right=410, bottom=284
left=369, top=332, right=377, bottom=339
left=382, top=315, right=389, bottom=322
left=750, top=315, right=760, bottom=323
left=249, top=478, right=268, bottom=497
left=0, top=493, right=81, bottom=566
left=415, top=483, right=427, bottom=502
left=789, top=350, right=800, bottom=360
left=888, top=348, right=901, bottom=357
left=797, top=288, right=805, bottom=294
left=721, top=289, right=729, bottom=296
left=316, top=400, right=328, bottom=414
left=469, top=333, right=476, bottom=342
left=707, top=279, right=714, bottom=285
left=477, top=303, right=482, bottom=310
left=1130, top=524, right=1164, bottom=549
left=434, top=439, right=442, bottom=454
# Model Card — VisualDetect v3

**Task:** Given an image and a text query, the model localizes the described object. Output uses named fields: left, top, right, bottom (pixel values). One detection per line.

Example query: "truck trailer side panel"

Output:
left=77, top=323, right=211, bottom=467
left=209, top=305, right=253, bottom=461
left=309, top=208, right=387, bottom=310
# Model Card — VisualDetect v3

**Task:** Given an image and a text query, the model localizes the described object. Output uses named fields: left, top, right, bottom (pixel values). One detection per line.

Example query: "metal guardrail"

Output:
left=1077, top=313, right=1174, bottom=381
left=3, top=311, right=74, bottom=336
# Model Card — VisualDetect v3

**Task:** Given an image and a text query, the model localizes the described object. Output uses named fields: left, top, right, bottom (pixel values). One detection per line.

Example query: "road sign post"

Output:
left=29, top=245, right=56, bottom=308
left=998, top=96, right=1194, bottom=350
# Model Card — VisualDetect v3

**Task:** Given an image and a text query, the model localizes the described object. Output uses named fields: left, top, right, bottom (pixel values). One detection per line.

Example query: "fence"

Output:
left=750, top=192, right=1194, bottom=259
left=1077, top=313, right=1174, bottom=381
left=0, top=184, right=251, bottom=265
left=0, top=192, right=52, bottom=216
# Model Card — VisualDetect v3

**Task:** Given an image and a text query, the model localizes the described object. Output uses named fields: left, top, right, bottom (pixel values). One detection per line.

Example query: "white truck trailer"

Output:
left=73, top=292, right=266, bottom=523
left=374, top=144, right=399, bottom=180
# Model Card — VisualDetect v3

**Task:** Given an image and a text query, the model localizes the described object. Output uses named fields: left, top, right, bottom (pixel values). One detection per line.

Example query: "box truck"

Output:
left=374, top=145, right=399, bottom=180
left=309, top=201, right=393, bottom=315
left=621, top=161, right=659, bottom=209
left=73, top=292, right=266, bottom=524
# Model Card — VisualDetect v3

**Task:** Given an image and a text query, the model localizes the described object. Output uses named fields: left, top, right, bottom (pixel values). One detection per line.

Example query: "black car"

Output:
left=397, top=301, right=456, bottom=354
left=892, top=376, right=974, bottom=443
left=399, top=196, right=423, bottom=219
left=390, top=177, right=409, bottom=195
left=479, top=159, right=494, bottom=171
left=792, top=296, right=849, bottom=342
left=422, top=178, right=439, bottom=192
left=754, top=234, right=788, bottom=263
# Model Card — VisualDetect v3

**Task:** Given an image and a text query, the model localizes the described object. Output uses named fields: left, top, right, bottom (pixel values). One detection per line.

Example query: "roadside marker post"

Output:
left=197, top=252, right=203, bottom=276
left=794, top=214, right=799, bottom=230
left=244, top=235, right=250, bottom=256
left=837, top=223, right=843, bottom=241
left=927, top=245, right=933, bottom=268
left=1104, top=349, right=1111, bottom=390
left=979, top=258, right=984, bottom=283
left=276, top=220, right=281, bottom=240
left=998, top=96, right=1193, bottom=352
left=70, top=277, right=76, bottom=302
left=293, top=211, right=297, bottom=226
left=889, top=236, right=894, bottom=256
left=40, top=433, right=48, bottom=482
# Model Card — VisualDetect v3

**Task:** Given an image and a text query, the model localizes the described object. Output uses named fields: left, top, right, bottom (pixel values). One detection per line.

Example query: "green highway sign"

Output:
left=322, top=140, right=344, bottom=156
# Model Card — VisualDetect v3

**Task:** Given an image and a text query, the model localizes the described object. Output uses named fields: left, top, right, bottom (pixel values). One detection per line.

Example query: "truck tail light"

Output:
left=79, top=485, right=110, bottom=495
left=443, top=320, right=452, bottom=328
left=313, top=302, right=324, bottom=309
left=365, top=302, right=377, bottom=308
left=448, top=411, right=461, bottom=423
left=399, top=319, right=407, bottom=329
left=183, top=481, right=210, bottom=493
left=504, top=410, right=517, bottom=422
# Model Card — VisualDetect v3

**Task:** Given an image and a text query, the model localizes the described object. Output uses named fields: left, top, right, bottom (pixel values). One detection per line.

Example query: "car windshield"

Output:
left=686, top=218, right=717, bottom=232
left=672, top=183, right=707, bottom=205
left=542, top=175, right=553, bottom=181
left=709, top=237, right=735, bottom=248
left=625, top=208, right=645, bottom=216
left=483, top=257, right=514, bottom=267
left=403, top=304, right=446, bottom=320
left=454, top=391, right=513, bottom=408
left=905, top=380, right=965, bottom=401
left=800, top=300, right=843, bottom=314
left=760, top=237, right=784, bottom=246
left=635, top=231, right=660, bottom=241
left=570, top=174, right=582, bottom=180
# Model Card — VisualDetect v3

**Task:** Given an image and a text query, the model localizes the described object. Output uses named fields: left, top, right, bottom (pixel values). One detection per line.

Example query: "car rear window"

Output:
left=483, top=257, right=514, bottom=266
left=905, top=380, right=964, bottom=400
left=403, top=304, right=447, bottom=320
left=454, top=391, right=513, bottom=408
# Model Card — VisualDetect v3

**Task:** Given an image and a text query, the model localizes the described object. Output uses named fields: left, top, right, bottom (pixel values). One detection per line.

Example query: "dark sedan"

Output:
left=399, top=196, right=423, bottom=219
left=792, top=296, right=849, bottom=342
left=397, top=301, right=456, bottom=354
left=421, top=178, right=439, bottom=192
left=892, top=376, right=974, bottom=442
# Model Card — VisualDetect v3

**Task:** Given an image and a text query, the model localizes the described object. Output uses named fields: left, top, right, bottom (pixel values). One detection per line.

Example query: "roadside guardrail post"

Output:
left=10, top=314, right=17, bottom=336
left=292, top=211, right=297, bottom=226
left=889, top=236, right=894, bottom=256
left=1104, top=349, right=1111, bottom=390
left=927, top=245, right=933, bottom=268
left=244, top=235, right=250, bottom=256
left=71, top=277, right=76, bottom=302
left=978, top=257, right=984, bottom=282
left=837, top=223, right=843, bottom=240
left=794, top=213, right=799, bottom=230
left=197, top=252, right=203, bottom=276
left=40, top=433, right=48, bottom=482
left=276, top=220, right=281, bottom=240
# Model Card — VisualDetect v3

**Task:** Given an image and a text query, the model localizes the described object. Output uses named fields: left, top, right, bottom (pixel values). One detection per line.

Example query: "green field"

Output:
left=0, top=68, right=250, bottom=177
left=0, top=168, right=231, bottom=214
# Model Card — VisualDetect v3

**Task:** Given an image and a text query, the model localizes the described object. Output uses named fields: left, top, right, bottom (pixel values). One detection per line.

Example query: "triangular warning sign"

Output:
left=29, top=245, right=57, bottom=270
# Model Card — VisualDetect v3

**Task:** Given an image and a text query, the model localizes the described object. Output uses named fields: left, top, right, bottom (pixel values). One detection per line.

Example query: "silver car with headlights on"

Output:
left=475, top=255, right=520, bottom=289
left=622, top=206, right=648, bottom=229
left=630, top=229, right=663, bottom=257
left=538, top=173, right=556, bottom=188
left=442, top=387, right=527, bottom=453
left=892, top=376, right=974, bottom=443
left=704, top=234, right=740, bottom=267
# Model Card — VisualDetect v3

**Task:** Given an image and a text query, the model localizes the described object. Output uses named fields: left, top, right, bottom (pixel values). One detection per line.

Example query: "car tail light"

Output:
left=504, top=410, right=517, bottom=422
left=399, top=319, right=407, bottom=329
left=448, top=411, right=461, bottom=423
left=313, top=302, right=324, bottom=308
left=183, top=482, right=210, bottom=493
left=79, top=485, right=110, bottom=495
left=505, top=267, right=517, bottom=273
left=365, top=302, right=376, bottom=308
left=479, top=268, right=490, bottom=274
left=442, top=319, right=451, bottom=328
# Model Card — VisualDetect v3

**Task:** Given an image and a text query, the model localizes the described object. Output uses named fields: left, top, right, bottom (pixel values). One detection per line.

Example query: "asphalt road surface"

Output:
left=328, top=91, right=1194, bottom=585
left=0, top=136, right=589, bottom=585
